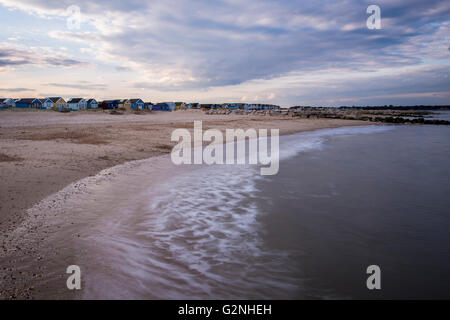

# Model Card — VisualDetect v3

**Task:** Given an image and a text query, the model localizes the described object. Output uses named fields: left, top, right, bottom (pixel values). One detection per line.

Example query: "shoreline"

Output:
left=0, top=110, right=371, bottom=299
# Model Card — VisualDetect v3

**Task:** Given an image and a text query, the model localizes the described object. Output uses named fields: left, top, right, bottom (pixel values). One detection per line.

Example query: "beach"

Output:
left=2, top=120, right=448, bottom=300
left=0, top=109, right=368, bottom=299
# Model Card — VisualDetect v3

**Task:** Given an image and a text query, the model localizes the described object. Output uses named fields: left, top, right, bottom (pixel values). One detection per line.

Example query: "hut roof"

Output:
left=48, top=97, right=64, bottom=103
left=16, top=98, right=38, bottom=104
left=67, top=98, right=84, bottom=103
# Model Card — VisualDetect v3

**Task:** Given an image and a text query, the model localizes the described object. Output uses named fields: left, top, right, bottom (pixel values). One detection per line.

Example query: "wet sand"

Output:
left=0, top=109, right=368, bottom=299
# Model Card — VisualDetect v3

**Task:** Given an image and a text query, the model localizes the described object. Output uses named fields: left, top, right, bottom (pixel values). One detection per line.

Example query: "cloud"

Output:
left=46, top=82, right=107, bottom=90
left=267, top=93, right=276, bottom=100
left=0, top=0, right=449, bottom=105
left=268, top=65, right=450, bottom=106
left=0, top=87, right=34, bottom=92
left=6, top=1, right=446, bottom=82
left=0, top=43, right=86, bottom=70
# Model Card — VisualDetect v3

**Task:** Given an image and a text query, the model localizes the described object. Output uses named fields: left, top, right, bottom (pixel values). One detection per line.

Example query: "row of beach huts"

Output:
left=0, top=98, right=155, bottom=111
left=0, top=98, right=280, bottom=112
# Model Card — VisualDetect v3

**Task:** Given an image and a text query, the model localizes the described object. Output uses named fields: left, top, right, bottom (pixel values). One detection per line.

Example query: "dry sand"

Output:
left=0, top=109, right=369, bottom=299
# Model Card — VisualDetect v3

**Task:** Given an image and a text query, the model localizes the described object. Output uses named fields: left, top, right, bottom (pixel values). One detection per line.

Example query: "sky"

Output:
left=0, top=0, right=449, bottom=107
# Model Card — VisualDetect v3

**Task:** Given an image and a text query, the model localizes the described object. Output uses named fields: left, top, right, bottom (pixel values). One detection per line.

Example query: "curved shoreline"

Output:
left=0, top=112, right=372, bottom=299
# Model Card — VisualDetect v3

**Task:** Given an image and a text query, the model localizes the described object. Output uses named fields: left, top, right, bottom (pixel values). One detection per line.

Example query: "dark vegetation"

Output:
left=288, top=106, right=450, bottom=125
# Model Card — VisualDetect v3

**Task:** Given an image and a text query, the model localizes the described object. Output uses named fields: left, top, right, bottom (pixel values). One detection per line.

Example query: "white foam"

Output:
left=278, top=125, right=394, bottom=161
left=83, top=162, right=302, bottom=298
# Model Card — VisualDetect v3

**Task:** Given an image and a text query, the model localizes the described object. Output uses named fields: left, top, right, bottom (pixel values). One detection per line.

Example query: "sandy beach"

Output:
left=0, top=109, right=368, bottom=299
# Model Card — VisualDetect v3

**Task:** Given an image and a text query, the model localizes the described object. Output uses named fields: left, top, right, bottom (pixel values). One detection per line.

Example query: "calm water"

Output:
left=258, top=125, right=450, bottom=299
left=36, top=124, right=450, bottom=299
left=426, top=110, right=450, bottom=121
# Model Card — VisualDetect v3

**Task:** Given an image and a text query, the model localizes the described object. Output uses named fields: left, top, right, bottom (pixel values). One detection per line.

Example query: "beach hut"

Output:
left=165, top=102, right=176, bottom=111
left=118, top=99, right=130, bottom=109
left=244, top=103, right=280, bottom=111
left=67, top=98, right=87, bottom=111
left=0, top=99, right=9, bottom=109
left=152, top=103, right=167, bottom=111
left=223, top=103, right=242, bottom=110
left=1, top=98, right=16, bottom=107
left=153, top=102, right=175, bottom=111
left=86, top=99, right=98, bottom=109
left=38, top=99, right=45, bottom=109
left=48, top=97, right=67, bottom=111
left=144, top=102, right=153, bottom=110
left=263, top=104, right=280, bottom=110
left=188, top=103, right=200, bottom=109
left=205, top=104, right=221, bottom=109
left=39, top=98, right=53, bottom=109
left=15, top=98, right=42, bottom=109
left=175, top=102, right=185, bottom=110
left=100, top=100, right=119, bottom=109
left=129, top=99, right=145, bottom=110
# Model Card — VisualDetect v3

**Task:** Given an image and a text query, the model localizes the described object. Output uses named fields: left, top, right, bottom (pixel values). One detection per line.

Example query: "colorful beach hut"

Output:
left=100, top=100, right=119, bottom=109
left=129, top=99, right=145, bottom=110
left=153, top=102, right=175, bottom=111
left=67, top=98, right=87, bottom=111
left=15, top=98, right=42, bottom=108
left=1, top=98, right=16, bottom=107
left=48, top=97, right=67, bottom=111
left=39, top=98, right=53, bottom=109
left=86, top=99, right=99, bottom=109
left=118, top=99, right=130, bottom=109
